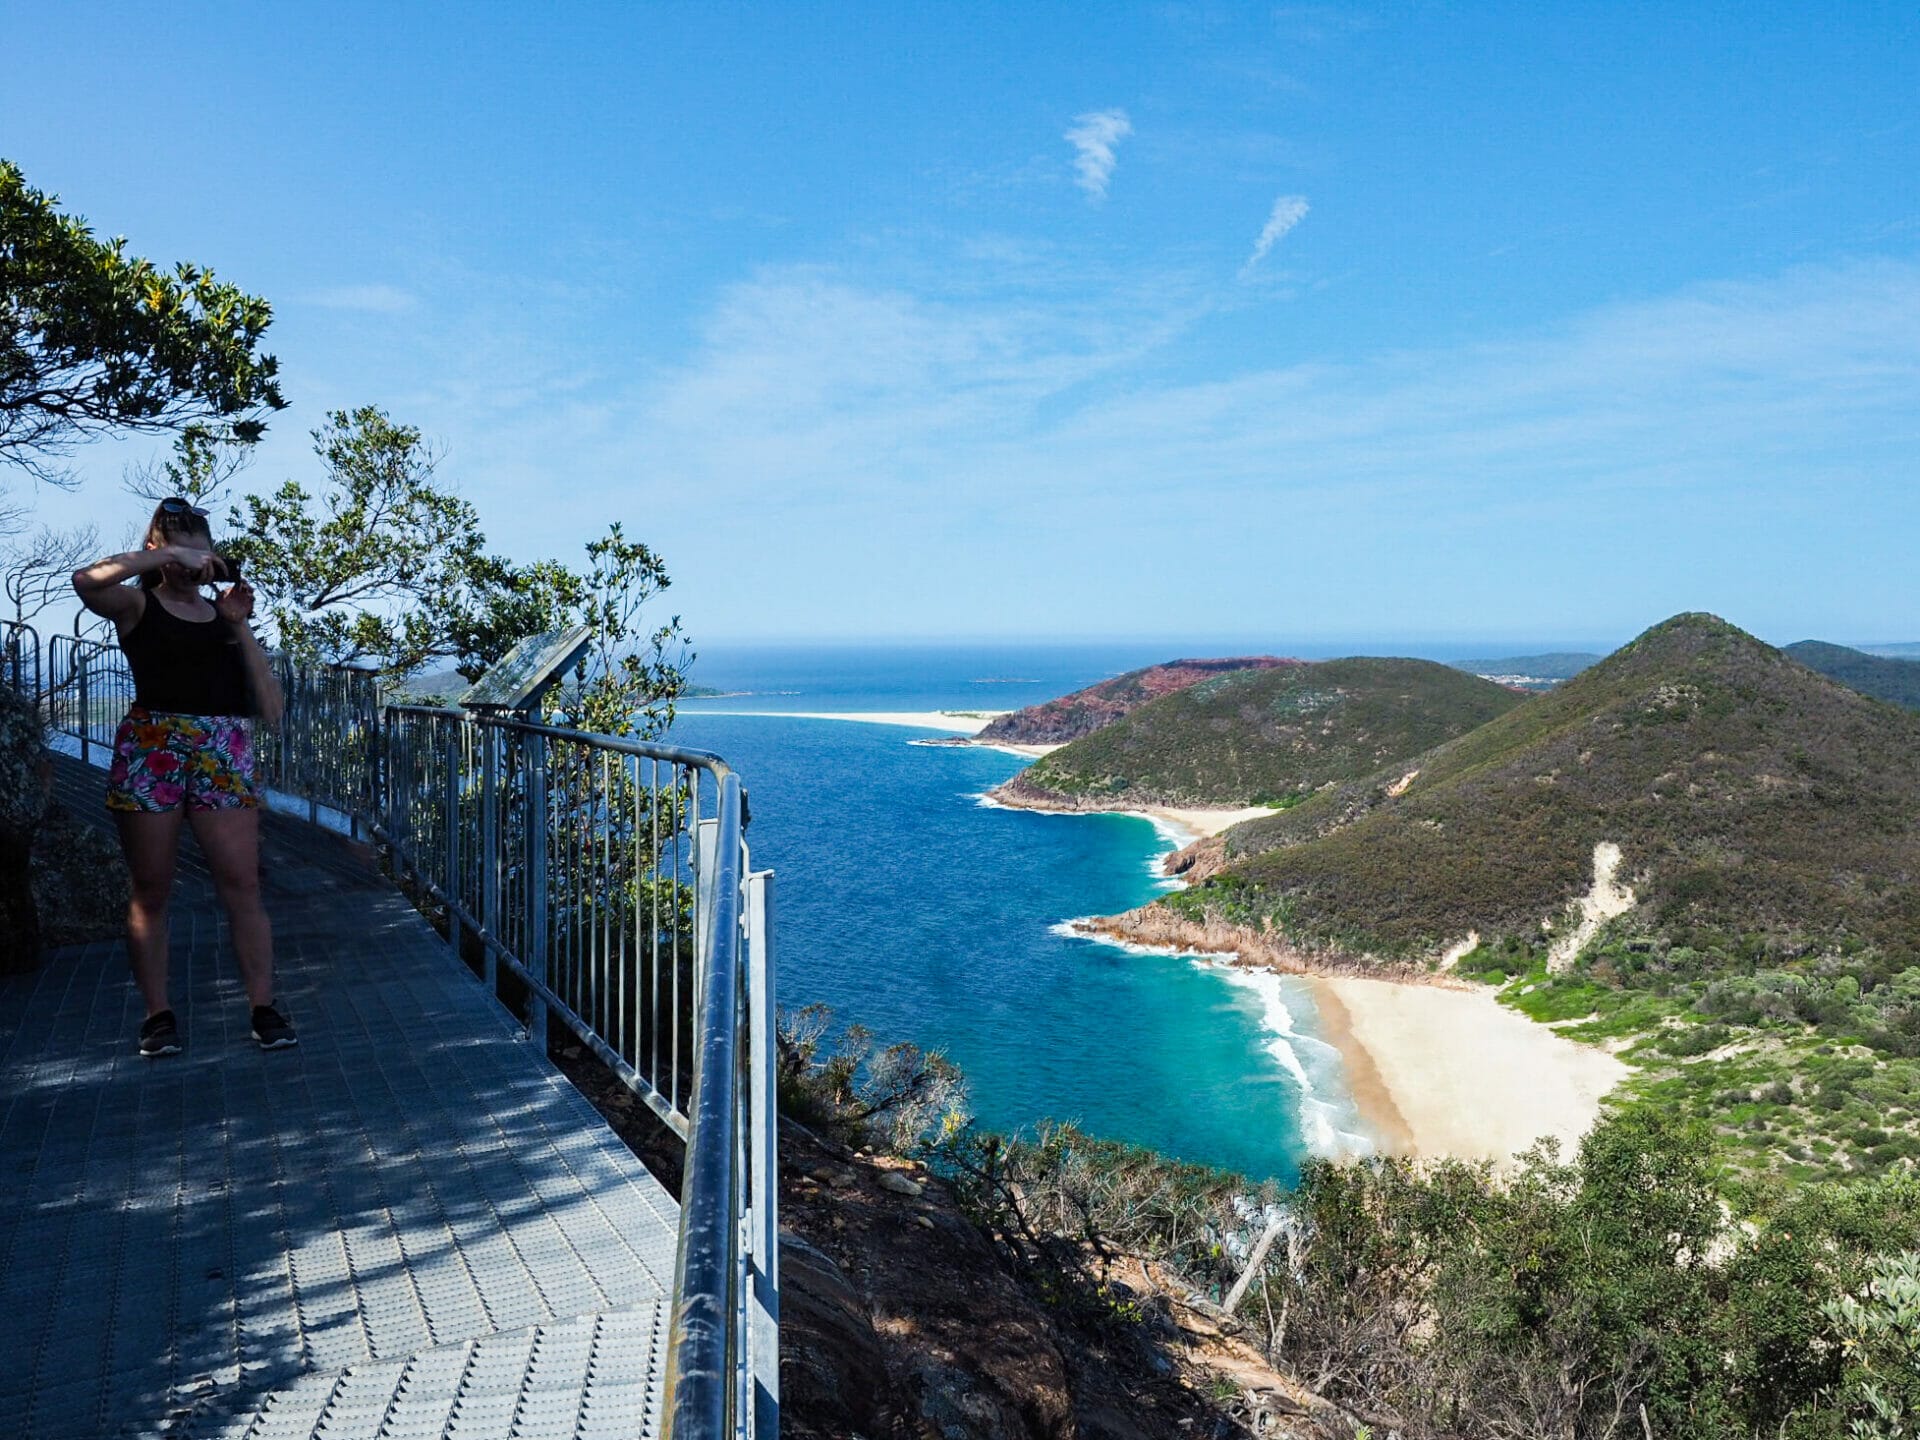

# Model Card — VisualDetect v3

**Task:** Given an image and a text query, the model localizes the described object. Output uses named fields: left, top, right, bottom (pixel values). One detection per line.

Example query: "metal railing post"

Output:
left=381, top=708, right=398, bottom=846
left=280, top=690, right=293, bottom=808
left=445, top=725, right=463, bottom=965
left=694, top=817, right=719, bottom=990
left=357, top=675, right=378, bottom=844
left=304, top=669, right=319, bottom=825
left=746, top=866, right=780, bottom=1438
left=76, top=645, right=90, bottom=764
left=526, top=727, right=549, bottom=1050
left=480, top=724, right=499, bottom=992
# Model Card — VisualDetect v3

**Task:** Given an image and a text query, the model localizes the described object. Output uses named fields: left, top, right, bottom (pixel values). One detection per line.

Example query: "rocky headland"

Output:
left=977, top=656, right=1301, bottom=747
left=993, top=656, right=1525, bottom=815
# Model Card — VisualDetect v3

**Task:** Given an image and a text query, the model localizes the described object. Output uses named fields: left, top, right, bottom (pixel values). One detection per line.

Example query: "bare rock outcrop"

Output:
left=31, top=802, right=131, bottom=950
left=1, top=686, right=49, bottom=970
left=1076, top=904, right=1463, bottom=988
left=1160, top=835, right=1227, bottom=883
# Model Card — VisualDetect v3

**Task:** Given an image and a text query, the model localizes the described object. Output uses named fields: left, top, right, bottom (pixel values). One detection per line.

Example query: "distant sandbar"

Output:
left=686, top=709, right=1010, bottom=733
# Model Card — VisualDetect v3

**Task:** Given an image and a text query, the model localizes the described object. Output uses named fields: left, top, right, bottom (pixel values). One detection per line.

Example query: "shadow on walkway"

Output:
left=0, top=754, right=680, bottom=1439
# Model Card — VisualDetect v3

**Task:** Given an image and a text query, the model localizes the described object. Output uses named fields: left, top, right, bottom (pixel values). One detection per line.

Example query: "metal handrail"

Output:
left=666, top=774, right=744, bottom=1432
left=46, top=630, right=133, bottom=764
left=377, top=706, right=778, bottom=1439
left=2, top=619, right=41, bottom=704
left=6, top=628, right=779, bottom=1438
left=476, top=708, right=736, bottom=777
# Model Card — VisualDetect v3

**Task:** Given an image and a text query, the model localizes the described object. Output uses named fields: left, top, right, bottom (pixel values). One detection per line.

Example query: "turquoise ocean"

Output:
left=667, top=642, right=1376, bottom=1184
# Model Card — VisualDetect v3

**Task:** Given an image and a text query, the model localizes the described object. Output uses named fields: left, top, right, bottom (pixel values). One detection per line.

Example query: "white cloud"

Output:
left=1240, top=194, right=1310, bottom=277
left=609, top=257, right=1920, bottom=524
left=306, top=283, right=420, bottom=314
left=1065, top=109, right=1133, bottom=199
left=579, top=257, right=1920, bottom=637
left=39, top=248, right=1905, bottom=643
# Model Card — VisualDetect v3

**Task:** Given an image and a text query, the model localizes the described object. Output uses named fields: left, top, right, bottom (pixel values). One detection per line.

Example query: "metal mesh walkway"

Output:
left=1, top=755, right=681, bottom=1439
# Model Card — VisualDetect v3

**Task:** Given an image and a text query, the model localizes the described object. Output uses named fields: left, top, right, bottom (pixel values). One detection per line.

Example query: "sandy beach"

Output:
left=1306, top=972, right=1628, bottom=1163
left=1142, top=805, right=1274, bottom=841
left=1071, top=905, right=1630, bottom=1163
left=971, top=739, right=1064, bottom=759
left=982, top=783, right=1274, bottom=845
left=978, top=791, right=1273, bottom=845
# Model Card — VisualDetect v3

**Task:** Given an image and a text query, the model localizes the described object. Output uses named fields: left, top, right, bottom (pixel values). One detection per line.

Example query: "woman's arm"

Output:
left=71, top=545, right=210, bottom=625
left=215, top=580, right=285, bottom=726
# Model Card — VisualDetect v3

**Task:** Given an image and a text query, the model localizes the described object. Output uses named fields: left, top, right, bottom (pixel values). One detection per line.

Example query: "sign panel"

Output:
left=457, top=625, right=593, bottom=712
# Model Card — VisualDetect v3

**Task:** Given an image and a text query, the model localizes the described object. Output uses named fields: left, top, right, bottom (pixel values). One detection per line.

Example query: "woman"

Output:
left=72, top=497, right=296, bottom=1056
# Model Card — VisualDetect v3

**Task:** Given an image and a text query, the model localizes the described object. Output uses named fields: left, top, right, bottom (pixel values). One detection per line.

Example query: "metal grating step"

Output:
left=179, top=1300, right=669, bottom=1440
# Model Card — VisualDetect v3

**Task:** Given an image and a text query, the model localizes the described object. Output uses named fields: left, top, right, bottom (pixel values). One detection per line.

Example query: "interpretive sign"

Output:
left=457, top=625, right=593, bottom=713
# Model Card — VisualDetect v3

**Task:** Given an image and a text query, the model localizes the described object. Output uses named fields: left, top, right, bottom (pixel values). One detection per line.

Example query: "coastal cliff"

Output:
left=1070, top=902, right=1436, bottom=983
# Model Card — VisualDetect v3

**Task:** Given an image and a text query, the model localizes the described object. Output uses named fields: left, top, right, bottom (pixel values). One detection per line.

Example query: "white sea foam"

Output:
left=1140, top=813, right=1195, bottom=847
left=1047, top=918, right=1236, bottom=961
left=1051, top=918, right=1375, bottom=1159
left=1206, top=963, right=1376, bottom=1160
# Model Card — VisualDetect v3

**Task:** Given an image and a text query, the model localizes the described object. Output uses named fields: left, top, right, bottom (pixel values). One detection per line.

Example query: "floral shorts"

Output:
left=105, top=707, right=259, bottom=813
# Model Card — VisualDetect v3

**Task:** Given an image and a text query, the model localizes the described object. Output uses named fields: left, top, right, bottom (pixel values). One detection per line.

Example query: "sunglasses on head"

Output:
left=159, top=497, right=209, bottom=517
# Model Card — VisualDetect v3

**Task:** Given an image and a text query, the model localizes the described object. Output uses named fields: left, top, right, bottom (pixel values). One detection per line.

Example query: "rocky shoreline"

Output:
left=985, top=776, right=1276, bottom=846
left=986, top=773, right=1139, bottom=815
left=1071, top=903, right=1464, bottom=989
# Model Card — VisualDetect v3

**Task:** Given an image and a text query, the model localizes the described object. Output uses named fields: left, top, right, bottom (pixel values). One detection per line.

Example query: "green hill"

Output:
left=1785, top=639, right=1920, bottom=710
left=1204, top=614, right=1920, bottom=962
left=999, top=657, right=1527, bottom=809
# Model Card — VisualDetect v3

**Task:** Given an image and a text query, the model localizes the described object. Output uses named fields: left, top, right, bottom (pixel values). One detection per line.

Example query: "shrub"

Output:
left=1823, top=1251, right=1920, bottom=1437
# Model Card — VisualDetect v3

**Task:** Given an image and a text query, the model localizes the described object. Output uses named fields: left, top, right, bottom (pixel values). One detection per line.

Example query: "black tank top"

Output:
left=120, top=593, right=256, bottom=716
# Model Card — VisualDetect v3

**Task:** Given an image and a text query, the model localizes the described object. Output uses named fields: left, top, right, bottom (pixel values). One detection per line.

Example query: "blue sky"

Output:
left=5, top=2, right=1918, bottom=647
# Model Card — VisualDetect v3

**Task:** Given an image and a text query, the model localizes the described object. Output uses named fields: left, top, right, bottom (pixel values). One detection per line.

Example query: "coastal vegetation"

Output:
left=778, top=1002, right=1920, bottom=1438
left=1004, top=657, right=1525, bottom=809
left=220, top=407, right=691, bottom=732
left=978, top=655, right=1299, bottom=745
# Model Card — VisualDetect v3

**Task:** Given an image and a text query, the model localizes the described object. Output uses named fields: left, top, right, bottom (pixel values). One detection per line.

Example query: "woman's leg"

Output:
left=187, top=806, right=275, bottom=1008
left=115, top=809, right=185, bottom=1016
